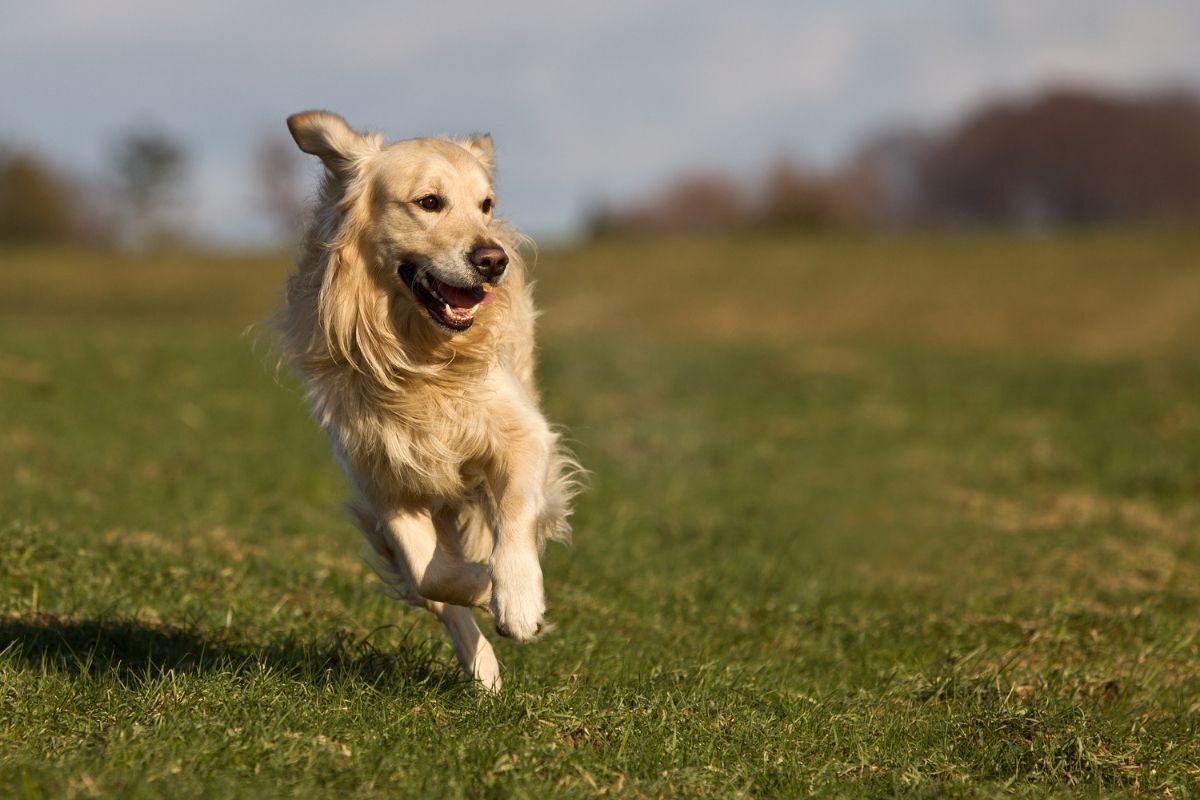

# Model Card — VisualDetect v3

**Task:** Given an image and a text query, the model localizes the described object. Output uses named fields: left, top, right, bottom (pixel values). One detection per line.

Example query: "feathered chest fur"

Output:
left=306, top=363, right=504, bottom=503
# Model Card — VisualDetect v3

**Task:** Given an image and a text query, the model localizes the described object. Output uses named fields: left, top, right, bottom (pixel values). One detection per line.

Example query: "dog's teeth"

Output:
left=470, top=304, right=480, bottom=313
left=420, top=275, right=445, bottom=302
left=481, top=282, right=494, bottom=292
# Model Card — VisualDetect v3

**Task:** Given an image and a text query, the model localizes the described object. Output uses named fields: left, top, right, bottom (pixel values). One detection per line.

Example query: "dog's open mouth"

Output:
left=399, top=262, right=492, bottom=332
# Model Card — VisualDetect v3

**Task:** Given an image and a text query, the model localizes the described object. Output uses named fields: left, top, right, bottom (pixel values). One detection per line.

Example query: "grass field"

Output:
left=2, top=230, right=1199, bottom=798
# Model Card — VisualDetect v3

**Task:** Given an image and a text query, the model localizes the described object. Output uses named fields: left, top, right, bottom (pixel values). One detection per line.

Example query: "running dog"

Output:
left=278, top=111, right=578, bottom=691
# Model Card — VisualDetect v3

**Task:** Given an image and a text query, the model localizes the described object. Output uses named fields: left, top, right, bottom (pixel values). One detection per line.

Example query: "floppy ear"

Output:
left=460, top=133, right=494, bottom=175
left=287, top=110, right=376, bottom=178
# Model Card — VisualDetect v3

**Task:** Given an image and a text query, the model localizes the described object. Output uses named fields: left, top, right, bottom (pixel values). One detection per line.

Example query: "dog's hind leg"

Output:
left=378, top=506, right=492, bottom=609
left=429, top=601, right=501, bottom=692
left=355, top=503, right=500, bottom=689
left=354, top=502, right=424, bottom=608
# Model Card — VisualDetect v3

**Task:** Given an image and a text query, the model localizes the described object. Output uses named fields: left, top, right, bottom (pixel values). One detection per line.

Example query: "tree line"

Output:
left=5, top=84, right=1198, bottom=247
left=589, top=85, right=1200, bottom=236
left=0, top=129, right=303, bottom=248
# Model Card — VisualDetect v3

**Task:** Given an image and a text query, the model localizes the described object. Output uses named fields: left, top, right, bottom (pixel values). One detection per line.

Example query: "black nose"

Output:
left=468, top=245, right=508, bottom=280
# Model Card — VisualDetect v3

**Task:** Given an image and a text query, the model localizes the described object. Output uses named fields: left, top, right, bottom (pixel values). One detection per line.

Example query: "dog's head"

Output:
left=288, top=110, right=510, bottom=336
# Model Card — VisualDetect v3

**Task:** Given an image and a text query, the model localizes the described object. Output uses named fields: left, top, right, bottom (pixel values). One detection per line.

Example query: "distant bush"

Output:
left=0, top=149, right=75, bottom=243
left=588, top=172, right=750, bottom=236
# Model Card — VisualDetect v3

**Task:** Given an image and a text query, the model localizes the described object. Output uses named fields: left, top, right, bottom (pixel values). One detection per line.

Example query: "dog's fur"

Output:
left=277, top=111, right=577, bottom=691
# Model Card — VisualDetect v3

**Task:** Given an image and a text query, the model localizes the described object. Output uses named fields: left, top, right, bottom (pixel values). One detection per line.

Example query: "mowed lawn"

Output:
left=1, top=231, right=1199, bottom=798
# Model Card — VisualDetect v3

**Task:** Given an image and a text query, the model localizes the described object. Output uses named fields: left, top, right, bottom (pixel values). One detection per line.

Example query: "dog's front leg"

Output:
left=488, top=452, right=549, bottom=642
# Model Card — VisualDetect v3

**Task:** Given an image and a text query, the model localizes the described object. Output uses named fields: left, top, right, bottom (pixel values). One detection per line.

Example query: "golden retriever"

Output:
left=278, top=111, right=578, bottom=691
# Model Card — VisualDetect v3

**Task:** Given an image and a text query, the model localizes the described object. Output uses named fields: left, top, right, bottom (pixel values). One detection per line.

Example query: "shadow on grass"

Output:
left=0, top=612, right=463, bottom=692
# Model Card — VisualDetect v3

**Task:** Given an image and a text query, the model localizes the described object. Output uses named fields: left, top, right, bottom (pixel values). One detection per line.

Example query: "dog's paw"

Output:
left=469, top=643, right=502, bottom=693
left=495, top=616, right=553, bottom=643
left=489, top=550, right=546, bottom=643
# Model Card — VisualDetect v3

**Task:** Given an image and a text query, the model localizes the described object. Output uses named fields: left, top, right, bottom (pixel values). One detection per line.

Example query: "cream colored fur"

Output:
left=277, top=111, right=578, bottom=692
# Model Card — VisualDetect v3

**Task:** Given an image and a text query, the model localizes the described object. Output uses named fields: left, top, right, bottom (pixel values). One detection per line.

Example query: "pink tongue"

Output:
left=434, top=280, right=487, bottom=309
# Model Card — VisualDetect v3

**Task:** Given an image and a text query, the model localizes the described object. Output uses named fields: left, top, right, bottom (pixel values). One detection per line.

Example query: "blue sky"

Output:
left=3, top=0, right=1199, bottom=244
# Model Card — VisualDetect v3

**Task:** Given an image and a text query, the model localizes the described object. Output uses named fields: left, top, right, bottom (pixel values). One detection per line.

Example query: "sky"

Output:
left=3, top=0, right=1200, bottom=244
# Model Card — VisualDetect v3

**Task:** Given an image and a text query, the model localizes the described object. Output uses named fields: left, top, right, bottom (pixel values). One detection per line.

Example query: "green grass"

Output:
left=2, top=231, right=1199, bottom=798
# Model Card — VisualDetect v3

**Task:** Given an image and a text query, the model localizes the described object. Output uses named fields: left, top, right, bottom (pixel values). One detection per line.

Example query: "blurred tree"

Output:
left=253, top=133, right=306, bottom=241
left=591, top=172, right=747, bottom=235
left=836, top=131, right=931, bottom=227
left=0, top=148, right=74, bottom=242
left=915, top=88, right=1200, bottom=227
left=592, top=84, right=1200, bottom=236
left=759, top=160, right=833, bottom=230
left=112, top=129, right=187, bottom=247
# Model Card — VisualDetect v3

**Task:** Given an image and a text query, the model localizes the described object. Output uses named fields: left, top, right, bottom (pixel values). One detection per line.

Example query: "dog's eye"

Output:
left=481, top=198, right=493, bottom=214
left=416, top=195, right=443, bottom=212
